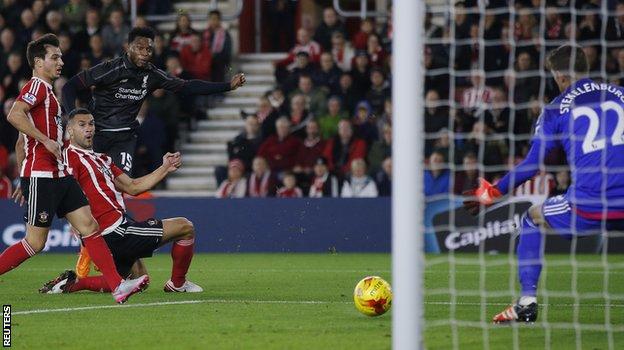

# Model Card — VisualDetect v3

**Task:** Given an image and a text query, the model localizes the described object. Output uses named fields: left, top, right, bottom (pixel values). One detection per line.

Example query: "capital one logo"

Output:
left=2, top=223, right=80, bottom=251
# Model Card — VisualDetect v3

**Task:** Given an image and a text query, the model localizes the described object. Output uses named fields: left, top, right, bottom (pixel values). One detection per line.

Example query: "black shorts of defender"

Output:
left=93, top=130, right=137, bottom=174
left=103, top=218, right=164, bottom=278
left=21, top=177, right=89, bottom=228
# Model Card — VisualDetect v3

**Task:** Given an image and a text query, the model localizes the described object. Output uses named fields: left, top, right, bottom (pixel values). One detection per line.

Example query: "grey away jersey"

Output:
left=76, top=54, right=185, bottom=131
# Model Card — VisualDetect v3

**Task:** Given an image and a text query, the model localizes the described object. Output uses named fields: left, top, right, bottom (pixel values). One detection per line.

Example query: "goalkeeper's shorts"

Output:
left=542, top=194, right=624, bottom=239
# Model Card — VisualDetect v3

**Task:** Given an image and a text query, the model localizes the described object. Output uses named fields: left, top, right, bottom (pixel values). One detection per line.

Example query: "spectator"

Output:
left=148, top=89, right=181, bottom=153
left=151, top=33, right=170, bottom=70
left=323, top=119, right=367, bottom=177
left=424, top=89, right=449, bottom=151
left=318, top=96, right=348, bottom=140
left=203, top=10, right=232, bottom=83
left=606, top=2, right=624, bottom=43
left=0, top=28, right=18, bottom=69
left=511, top=51, right=540, bottom=106
left=179, top=33, right=212, bottom=80
left=274, top=28, right=321, bottom=73
left=267, top=86, right=288, bottom=116
left=287, top=94, right=314, bottom=139
left=255, top=96, right=279, bottom=139
left=247, top=156, right=277, bottom=197
left=380, top=5, right=394, bottom=51
left=72, top=8, right=101, bottom=53
left=283, top=51, right=314, bottom=93
left=101, top=8, right=130, bottom=55
left=54, top=77, right=67, bottom=105
left=352, top=101, right=378, bottom=147
left=484, top=88, right=512, bottom=134
left=424, top=151, right=450, bottom=198
left=544, top=6, right=564, bottom=48
left=578, top=4, right=601, bottom=43
left=227, top=114, right=263, bottom=172
left=376, top=157, right=392, bottom=197
left=170, top=13, right=197, bottom=52
left=314, top=7, right=347, bottom=51
left=18, top=8, right=37, bottom=44
left=45, top=10, right=68, bottom=35
left=312, top=52, right=342, bottom=93
left=85, top=34, right=109, bottom=66
left=461, top=70, right=493, bottom=116
left=294, top=120, right=326, bottom=187
left=0, top=142, right=8, bottom=173
left=366, top=34, right=387, bottom=69
left=0, top=165, right=11, bottom=199
left=266, top=0, right=296, bottom=52
left=331, top=31, right=355, bottom=72
left=583, top=45, right=601, bottom=78
left=552, top=170, right=571, bottom=196
left=350, top=51, right=371, bottom=99
left=453, top=152, right=479, bottom=194
left=100, top=0, right=123, bottom=22
left=332, top=72, right=357, bottom=113
left=291, top=74, right=327, bottom=118
left=341, top=158, right=378, bottom=198
left=58, top=33, right=80, bottom=78
left=277, top=171, right=303, bottom=198
left=461, top=121, right=505, bottom=178
left=376, top=98, right=392, bottom=138
left=2, top=52, right=27, bottom=97
left=368, top=124, right=392, bottom=175
left=215, top=159, right=247, bottom=198
left=309, top=157, right=340, bottom=198
left=366, top=68, right=391, bottom=115
left=62, top=0, right=88, bottom=32
left=352, top=18, right=375, bottom=50
left=257, top=117, right=302, bottom=173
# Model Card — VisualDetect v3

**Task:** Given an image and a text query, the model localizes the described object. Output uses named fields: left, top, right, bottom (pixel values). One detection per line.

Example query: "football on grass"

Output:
left=353, top=276, right=392, bottom=316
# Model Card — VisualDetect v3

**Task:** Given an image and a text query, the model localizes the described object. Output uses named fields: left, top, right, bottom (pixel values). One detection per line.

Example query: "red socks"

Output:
left=82, top=234, right=122, bottom=291
left=0, top=239, right=36, bottom=275
left=69, top=276, right=110, bottom=293
left=171, top=238, right=194, bottom=287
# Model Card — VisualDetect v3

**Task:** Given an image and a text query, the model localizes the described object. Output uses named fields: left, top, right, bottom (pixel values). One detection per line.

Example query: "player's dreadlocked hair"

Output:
left=64, top=108, right=92, bottom=123
left=546, top=44, right=589, bottom=76
left=26, top=33, right=59, bottom=69
left=128, top=26, right=156, bottom=43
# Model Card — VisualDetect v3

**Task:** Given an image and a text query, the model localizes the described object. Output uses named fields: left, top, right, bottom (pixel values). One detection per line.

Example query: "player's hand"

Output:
left=162, top=152, right=182, bottom=172
left=43, top=138, right=62, bottom=160
left=462, top=178, right=502, bottom=216
left=230, top=73, right=246, bottom=90
left=12, top=187, right=25, bottom=207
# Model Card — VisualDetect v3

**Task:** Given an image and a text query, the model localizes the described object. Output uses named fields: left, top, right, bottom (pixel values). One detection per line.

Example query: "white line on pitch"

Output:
left=12, top=299, right=624, bottom=316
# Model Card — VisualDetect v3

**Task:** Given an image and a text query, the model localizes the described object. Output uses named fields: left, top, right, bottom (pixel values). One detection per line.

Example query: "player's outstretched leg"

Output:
left=493, top=206, right=543, bottom=323
left=161, top=218, right=203, bottom=293
left=0, top=225, right=47, bottom=275
left=40, top=270, right=114, bottom=294
left=65, top=205, right=147, bottom=303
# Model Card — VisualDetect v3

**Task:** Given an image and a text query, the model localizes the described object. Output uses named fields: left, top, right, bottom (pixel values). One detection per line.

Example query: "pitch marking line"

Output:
left=12, top=299, right=624, bottom=316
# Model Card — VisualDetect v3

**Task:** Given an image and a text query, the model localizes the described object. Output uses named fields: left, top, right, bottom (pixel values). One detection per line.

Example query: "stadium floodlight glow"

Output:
left=392, top=0, right=426, bottom=349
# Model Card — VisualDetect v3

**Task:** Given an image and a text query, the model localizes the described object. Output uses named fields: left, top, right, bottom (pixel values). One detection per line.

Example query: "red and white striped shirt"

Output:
left=17, top=77, right=68, bottom=178
left=65, top=145, right=126, bottom=234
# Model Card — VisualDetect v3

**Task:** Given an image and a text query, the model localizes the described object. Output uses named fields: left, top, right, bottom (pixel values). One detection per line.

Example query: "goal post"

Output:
left=392, top=0, right=426, bottom=349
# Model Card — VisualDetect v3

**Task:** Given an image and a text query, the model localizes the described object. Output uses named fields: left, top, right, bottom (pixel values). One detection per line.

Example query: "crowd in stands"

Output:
left=0, top=0, right=232, bottom=194
left=218, top=6, right=393, bottom=198
left=2, top=1, right=624, bottom=200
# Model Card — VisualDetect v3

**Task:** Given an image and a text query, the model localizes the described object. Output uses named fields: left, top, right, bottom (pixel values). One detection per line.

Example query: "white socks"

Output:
left=519, top=296, right=537, bottom=306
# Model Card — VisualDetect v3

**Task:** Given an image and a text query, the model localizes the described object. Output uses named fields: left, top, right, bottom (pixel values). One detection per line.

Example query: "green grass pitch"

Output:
left=0, top=253, right=622, bottom=349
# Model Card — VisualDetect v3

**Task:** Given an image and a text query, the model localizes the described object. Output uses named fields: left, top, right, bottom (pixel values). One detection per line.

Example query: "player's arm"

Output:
left=7, top=101, right=62, bottom=159
left=62, top=61, right=114, bottom=111
left=113, top=152, right=182, bottom=196
left=463, top=110, right=559, bottom=214
left=11, top=134, right=25, bottom=206
left=153, top=68, right=246, bottom=96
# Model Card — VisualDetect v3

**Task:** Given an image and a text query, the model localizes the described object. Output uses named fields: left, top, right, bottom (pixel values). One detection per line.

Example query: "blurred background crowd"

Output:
left=0, top=0, right=622, bottom=200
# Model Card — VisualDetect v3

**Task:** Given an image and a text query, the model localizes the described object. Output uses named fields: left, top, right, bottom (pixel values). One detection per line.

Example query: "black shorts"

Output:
left=104, top=218, right=164, bottom=277
left=93, top=130, right=137, bottom=174
left=21, top=177, right=89, bottom=228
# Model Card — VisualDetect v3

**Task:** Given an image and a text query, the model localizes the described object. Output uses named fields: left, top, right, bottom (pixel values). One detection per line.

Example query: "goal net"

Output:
left=422, top=1, right=624, bottom=348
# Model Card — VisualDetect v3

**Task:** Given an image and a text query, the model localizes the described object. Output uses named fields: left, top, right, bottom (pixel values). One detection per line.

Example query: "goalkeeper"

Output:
left=464, top=45, right=624, bottom=323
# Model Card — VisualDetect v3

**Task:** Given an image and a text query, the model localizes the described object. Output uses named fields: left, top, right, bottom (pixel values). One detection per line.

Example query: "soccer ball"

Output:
left=353, top=276, right=392, bottom=316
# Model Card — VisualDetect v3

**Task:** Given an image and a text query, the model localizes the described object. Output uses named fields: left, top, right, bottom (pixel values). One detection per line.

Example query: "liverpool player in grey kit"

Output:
left=62, top=26, right=246, bottom=173
left=61, top=26, right=245, bottom=276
